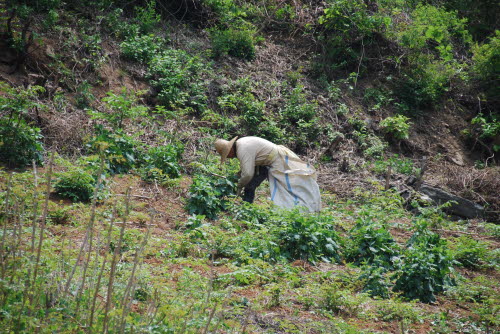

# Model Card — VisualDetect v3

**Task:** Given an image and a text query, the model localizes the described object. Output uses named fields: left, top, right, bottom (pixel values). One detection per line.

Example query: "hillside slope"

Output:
left=0, top=0, right=499, bottom=333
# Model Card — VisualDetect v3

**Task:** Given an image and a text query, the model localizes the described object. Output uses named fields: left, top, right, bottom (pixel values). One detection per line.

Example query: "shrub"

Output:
left=134, top=0, right=161, bottom=34
left=0, top=117, right=44, bottom=167
left=210, top=28, right=256, bottom=60
left=272, top=209, right=342, bottom=263
left=393, top=222, right=455, bottom=303
left=87, top=126, right=140, bottom=174
left=217, top=82, right=285, bottom=142
left=280, top=85, right=320, bottom=150
left=471, top=31, right=500, bottom=101
left=88, top=88, right=148, bottom=130
left=54, top=168, right=95, bottom=202
left=147, top=49, right=207, bottom=111
left=359, top=263, right=391, bottom=299
left=345, top=221, right=400, bottom=267
left=141, top=144, right=184, bottom=180
left=396, top=5, right=471, bottom=62
left=380, top=115, right=411, bottom=140
left=186, top=174, right=237, bottom=220
left=318, top=0, right=387, bottom=72
left=120, top=34, right=163, bottom=63
left=471, top=113, right=500, bottom=152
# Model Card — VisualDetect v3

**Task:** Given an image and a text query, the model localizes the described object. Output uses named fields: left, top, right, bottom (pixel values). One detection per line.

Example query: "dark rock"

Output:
left=419, top=184, right=484, bottom=219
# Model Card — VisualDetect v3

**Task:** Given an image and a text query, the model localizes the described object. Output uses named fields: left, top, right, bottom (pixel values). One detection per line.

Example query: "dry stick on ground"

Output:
left=31, top=152, right=54, bottom=308
left=118, top=214, right=153, bottom=333
left=88, top=203, right=117, bottom=332
left=74, top=157, right=106, bottom=317
left=102, top=189, right=131, bottom=334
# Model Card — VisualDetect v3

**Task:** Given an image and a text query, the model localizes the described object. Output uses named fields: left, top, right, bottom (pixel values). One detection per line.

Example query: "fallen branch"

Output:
left=116, top=194, right=153, bottom=200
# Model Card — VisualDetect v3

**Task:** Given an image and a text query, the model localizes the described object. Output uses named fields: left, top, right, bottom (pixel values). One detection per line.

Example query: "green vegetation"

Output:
left=0, top=0, right=498, bottom=332
left=54, top=167, right=96, bottom=202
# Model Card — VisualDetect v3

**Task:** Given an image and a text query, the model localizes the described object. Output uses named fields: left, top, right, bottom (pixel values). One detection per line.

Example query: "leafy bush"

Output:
left=388, top=5, right=471, bottom=111
left=359, top=263, right=391, bottom=299
left=280, top=85, right=321, bottom=150
left=396, top=5, right=471, bottom=62
left=87, top=126, right=139, bottom=174
left=345, top=221, right=400, bottom=267
left=147, top=49, right=207, bottom=111
left=471, top=31, right=500, bottom=101
left=380, top=115, right=411, bottom=140
left=186, top=174, right=237, bottom=220
left=272, top=209, right=342, bottom=263
left=318, top=0, right=387, bottom=72
left=54, top=168, right=95, bottom=202
left=319, top=283, right=367, bottom=316
left=393, top=222, right=455, bottom=303
left=210, top=28, right=256, bottom=60
left=471, top=113, right=500, bottom=152
left=88, top=88, right=148, bottom=130
left=120, top=34, right=163, bottom=63
left=134, top=0, right=161, bottom=34
left=140, top=144, right=184, bottom=180
left=217, top=81, right=284, bottom=142
left=0, top=117, right=44, bottom=167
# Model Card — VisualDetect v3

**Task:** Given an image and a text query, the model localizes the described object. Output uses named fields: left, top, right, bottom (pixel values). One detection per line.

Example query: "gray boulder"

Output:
left=419, top=184, right=484, bottom=219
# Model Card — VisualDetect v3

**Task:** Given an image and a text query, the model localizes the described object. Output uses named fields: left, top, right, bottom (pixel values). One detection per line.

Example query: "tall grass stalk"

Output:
left=0, top=173, right=13, bottom=280
left=32, top=152, right=54, bottom=298
left=103, top=188, right=131, bottom=333
left=75, top=157, right=106, bottom=316
left=31, top=159, right=39, bottom=253
left=88, top=203, right=117, bottom=332
left=118, top=214, right=153, bottom=333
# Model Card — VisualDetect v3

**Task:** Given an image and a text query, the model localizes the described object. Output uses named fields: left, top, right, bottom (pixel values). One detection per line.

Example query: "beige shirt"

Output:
left=235, top=136, right=277, bottom=189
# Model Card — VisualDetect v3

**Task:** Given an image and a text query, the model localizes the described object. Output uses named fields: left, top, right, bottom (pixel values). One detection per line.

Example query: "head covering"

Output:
left=214, top=136, right=238, bottom=164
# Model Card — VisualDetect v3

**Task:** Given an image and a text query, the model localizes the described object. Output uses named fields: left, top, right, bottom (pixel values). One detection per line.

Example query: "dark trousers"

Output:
left=242, top=166, right=269, bottom=203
